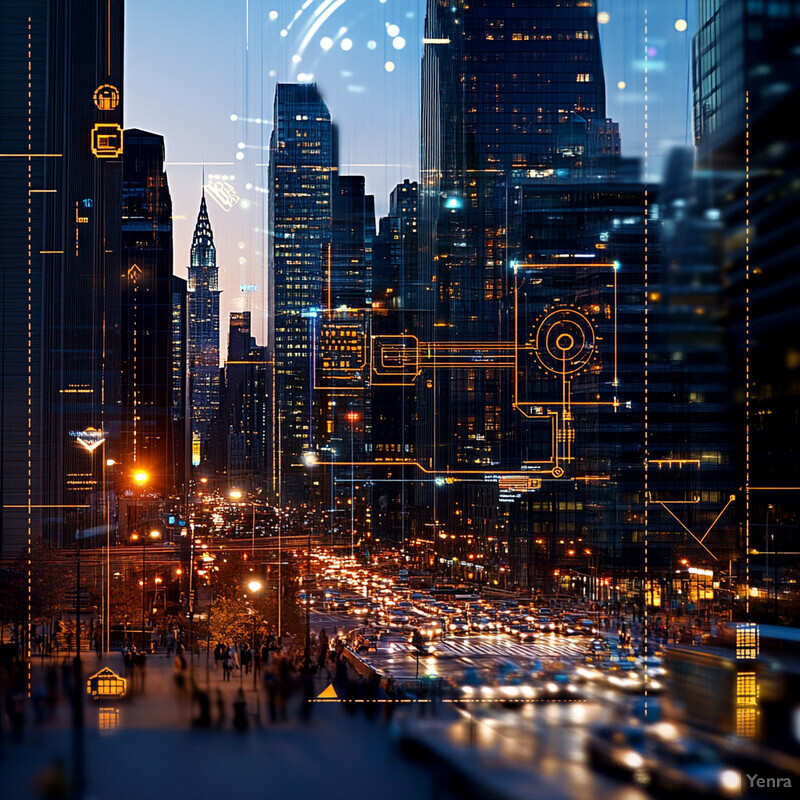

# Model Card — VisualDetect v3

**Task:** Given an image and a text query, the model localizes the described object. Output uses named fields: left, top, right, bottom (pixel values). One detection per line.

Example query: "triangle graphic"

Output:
left=317, top=683, right=338, bottom=699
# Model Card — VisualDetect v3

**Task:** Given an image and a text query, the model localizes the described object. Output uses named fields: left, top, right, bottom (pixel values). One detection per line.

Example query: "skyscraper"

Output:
left=268, top=83, right=335, bottom=504
left=220, top=311, right=269, bottom=490
left=121, top=129, right=176, bottom=497
left=188, top=195, right=221, bottom=472
left=693, top=0, right=800, bottom=593
left=417, top=0, right=611, bottom=568
left=371, top=180, right=419, bottom=544
left=0, top=0, right=124, bottom=553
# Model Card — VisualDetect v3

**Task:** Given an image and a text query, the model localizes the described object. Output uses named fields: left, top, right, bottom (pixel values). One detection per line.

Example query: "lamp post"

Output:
left=247, top=580, right=262, bottom=693
left=301, top=452, right=316, bottom=678
left=346, top=412, right=359, bottom=559
left=766, top=504, right=778, bottom=619
left=140, top=529, right=160, bottom=649
left=230, top=489, right=257, bottom=559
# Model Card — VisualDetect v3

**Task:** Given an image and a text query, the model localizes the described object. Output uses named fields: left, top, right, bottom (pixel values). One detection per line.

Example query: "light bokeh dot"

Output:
left=384, top=60, right=395, bottom=72
left=320, top=36, right=333, bottom=50
left=269, top=10, right=278, bottom=21
left=230, top=114, right=238, bottom=121
left=367, top=40, right=377, bottom=50
left=393, top=36, right=406, bottom=50
left=598, top=11, right=610, bottom=24
left=292, top=53, right=302, bottom=63
left=675, top=18, right=688, bottom=32
left=341, top=38, right=353, bottom=51
left=387, top=23, right=400, bottom=37
left=280, top=29, right=288, bottom=37
left=235, top=152, right=244, bottom=160
left=617, top=80, right=626, bottom=90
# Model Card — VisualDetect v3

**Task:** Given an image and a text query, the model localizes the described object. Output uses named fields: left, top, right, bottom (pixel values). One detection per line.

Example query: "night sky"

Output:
left=125, top=0, right=696, bottom=350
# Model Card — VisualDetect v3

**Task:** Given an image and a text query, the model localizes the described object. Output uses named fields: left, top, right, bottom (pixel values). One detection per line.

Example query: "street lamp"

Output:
left=247, top=579, right=262, bottom=697
left=230, top=489, right=257, bottom=558
left=141, top=528, right=160, bottom=649
left=345, top=412, right=360, bottom=558
left=766, top=504, right=776, bottom=618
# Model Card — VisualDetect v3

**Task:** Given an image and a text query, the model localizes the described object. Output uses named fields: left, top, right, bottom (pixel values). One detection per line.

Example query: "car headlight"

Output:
left=547, top=682, right=558, bottom=693
left=622, top=751, right=644, bottom=770
left=719, top=769, right=741, bottom=794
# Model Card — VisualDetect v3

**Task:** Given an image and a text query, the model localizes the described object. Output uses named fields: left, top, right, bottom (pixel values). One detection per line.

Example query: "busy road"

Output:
left=306, top=550, right=758, bottom=799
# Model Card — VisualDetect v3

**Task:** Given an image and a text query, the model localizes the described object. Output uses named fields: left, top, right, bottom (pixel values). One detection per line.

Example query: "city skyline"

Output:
left=3, top=2, right=800, bottom=796
left=124, top=0, right=697, bottom=352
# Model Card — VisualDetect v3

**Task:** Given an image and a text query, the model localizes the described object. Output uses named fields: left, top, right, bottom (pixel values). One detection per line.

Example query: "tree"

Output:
left=109, top=571, right=144, bottom=633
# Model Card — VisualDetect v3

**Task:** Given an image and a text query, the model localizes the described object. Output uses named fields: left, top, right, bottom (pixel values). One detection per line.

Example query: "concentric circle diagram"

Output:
left=532, top=308, right=596, bottom=375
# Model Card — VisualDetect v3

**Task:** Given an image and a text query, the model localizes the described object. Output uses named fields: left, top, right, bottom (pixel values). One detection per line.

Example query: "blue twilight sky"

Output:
left=125, top=0, right=697, bottom=349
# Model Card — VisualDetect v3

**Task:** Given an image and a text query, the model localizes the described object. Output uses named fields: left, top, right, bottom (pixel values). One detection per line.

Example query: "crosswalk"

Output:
left=436, top=635, right=586, bottom=661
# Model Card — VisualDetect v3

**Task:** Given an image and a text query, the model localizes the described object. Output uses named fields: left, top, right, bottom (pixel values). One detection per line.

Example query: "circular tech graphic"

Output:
left=532, top=307, right=596, bottom=375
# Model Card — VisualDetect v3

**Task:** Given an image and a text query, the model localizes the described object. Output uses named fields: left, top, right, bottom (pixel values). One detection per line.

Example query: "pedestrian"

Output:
left=35, top=756, right=71, bottom=800
left=173, top=652, right=187, bottom=691
left=233, top=688, right=248, bottom=732
left=221, top=645, right=231, bottom=681
left=6, top=687, right=25, bottom=740
left=215, top=688, right=226, bottom=730
left=192, top=684, right=212, bottom=728
left=264, top=664, right=278, bottom=722
left=317, top=628, right=329, bottom=675
left=32, top=681, right=47, bottom=724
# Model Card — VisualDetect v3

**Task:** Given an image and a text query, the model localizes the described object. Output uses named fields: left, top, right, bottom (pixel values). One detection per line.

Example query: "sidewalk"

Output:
left=4, top=652, right=462, bottom=800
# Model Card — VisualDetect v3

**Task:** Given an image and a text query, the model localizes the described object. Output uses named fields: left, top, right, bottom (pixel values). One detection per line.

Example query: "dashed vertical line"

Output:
left=27, top=17, right=33, bottom=695
left=745, top=90, right=750, bottom=618
left=643, top=8, right=650, bottom=714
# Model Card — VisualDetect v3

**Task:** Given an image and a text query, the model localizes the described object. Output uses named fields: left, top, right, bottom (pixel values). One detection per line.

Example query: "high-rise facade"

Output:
left=121, top=129, right=176, bottom=497
left=221, top=311, right=269, bottom=491
left=693, top=0, right=800, bottom=593
left=268, top=83, right=335, bottom=505
left=417, top=0, right=612, bottom=575
left=0, top=0, right=124, bottom=552
left=371, top=180, right=419, bottom=544
left=187, top=195, right=221, bottom=472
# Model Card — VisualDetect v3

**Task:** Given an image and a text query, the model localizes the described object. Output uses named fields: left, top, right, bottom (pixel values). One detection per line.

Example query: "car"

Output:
left=605, top=661, right=664, bottom=693
left=579, top=619, right=600, bottom=636
left=470, top=617, right=495, bottom=633
left=516, top=626, right=540, bottom=643
left=536, top=617, right=558, bottom=633
left=418, top=621, right=444, bottom=640
left=330, top=598, right=350, bottom=611
left=635, top=655, right=667, bottom=677
left=559, top=616, right=582, bottom=635
left=586, top=723, right=652, bottom=783
left=387, top=610, right=410, bottom=627
left=351, top=600, right=370, bottom=616
left=448, top=617, right=470, bottom=635
left=540, top=671, right=581, bottom=700
left=644, top=738, right=743, bottom=797
left=355, top=636, right=379, bottom=654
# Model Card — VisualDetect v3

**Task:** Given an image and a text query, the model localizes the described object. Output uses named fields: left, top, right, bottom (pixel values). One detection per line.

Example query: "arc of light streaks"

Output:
left=298, top=0, right=348, bottom=57
left=285, top=0, right=320, bottom=35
